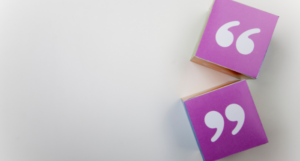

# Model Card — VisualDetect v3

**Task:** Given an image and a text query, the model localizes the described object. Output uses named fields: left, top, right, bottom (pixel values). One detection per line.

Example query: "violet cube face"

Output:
left=183, top=80, right=268, bottom=161
left=194, top=0, right=279, bottom=78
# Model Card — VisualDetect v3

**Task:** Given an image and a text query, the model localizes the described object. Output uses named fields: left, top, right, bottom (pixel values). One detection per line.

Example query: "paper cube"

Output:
left=192, top=0, right=279, bottom=79
left=182, top=80, right=268, bottom=161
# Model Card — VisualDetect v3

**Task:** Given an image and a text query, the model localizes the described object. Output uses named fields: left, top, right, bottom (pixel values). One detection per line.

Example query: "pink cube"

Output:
left=192, top=0, right=279, bottom=78
left=182, top=80, right=268, bottom=161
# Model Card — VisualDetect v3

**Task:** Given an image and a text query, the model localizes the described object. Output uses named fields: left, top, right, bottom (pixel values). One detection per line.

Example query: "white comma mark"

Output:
left=204, top=111, right=224, bottom=142
left=204, top=104, right=245, bottom=142
left=225, top=104, right=245, bottom=135
left=216, top=21, right=240, bottom=47
left=236, top=28, right=261, bottom=55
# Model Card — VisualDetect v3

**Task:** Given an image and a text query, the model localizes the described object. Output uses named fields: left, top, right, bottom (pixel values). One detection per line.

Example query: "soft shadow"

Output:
left=166, top=99, right=199, bottom=150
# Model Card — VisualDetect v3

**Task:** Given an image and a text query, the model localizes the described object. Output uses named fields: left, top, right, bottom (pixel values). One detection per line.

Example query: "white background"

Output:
left=0, top=0, right=298, bottom=160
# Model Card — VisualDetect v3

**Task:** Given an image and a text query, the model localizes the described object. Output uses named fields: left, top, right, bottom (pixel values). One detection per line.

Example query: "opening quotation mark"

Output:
left=236, top=28, right=261, bottom=55
left=216, top=21, right=240, bottom=47
left=204, top=104, right=245, bottom=142
left=216, top=21, right=261, bottom=55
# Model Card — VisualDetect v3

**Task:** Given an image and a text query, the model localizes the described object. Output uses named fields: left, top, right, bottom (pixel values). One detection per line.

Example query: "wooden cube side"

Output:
left=191, top=56, right=253, bottom=79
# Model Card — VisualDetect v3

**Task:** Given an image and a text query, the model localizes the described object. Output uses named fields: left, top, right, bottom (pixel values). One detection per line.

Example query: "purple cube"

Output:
left=192, top=0, right=279, bottom=79
left=182, top=80, right=268, bottom=161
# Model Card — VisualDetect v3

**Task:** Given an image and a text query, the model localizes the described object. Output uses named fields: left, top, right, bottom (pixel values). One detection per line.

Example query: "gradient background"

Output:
left=0, top=0, right=297, bottom=160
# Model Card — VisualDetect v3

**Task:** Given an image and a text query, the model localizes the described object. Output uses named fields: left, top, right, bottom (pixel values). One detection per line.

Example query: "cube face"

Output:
left=195, top=0, right=278, bottom=78
left=184, top=80, right=268, bottom=161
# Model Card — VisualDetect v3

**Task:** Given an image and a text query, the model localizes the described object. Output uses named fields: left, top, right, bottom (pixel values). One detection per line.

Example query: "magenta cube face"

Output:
left=183, top=80, right=268, bottom=161
left=196, top=0, right=279, bottom=78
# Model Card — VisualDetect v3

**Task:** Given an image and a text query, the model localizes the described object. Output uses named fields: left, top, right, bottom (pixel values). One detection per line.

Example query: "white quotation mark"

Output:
left=216, top=21, right=261, bottom=55
left=204, top=111, right=224, bottom=142
left=225, top=104, right=245, bottom=135
left=204, top=104, right=245, bottom=142
left=216, top=21, right=240, bottom=47
left=236, top=28, right=261, bottom=55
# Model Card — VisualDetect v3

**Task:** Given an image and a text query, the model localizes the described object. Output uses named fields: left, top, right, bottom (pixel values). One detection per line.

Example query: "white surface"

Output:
left=0, top=0, right=297, bottom=160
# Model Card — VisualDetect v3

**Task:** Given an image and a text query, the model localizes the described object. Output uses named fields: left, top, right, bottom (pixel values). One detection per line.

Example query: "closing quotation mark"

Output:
left=204, top=111, right=224, bottom=142
left=225, top=104, right=245, bottom=135
left=204, top=104, right=245, bottom=142
left=216, top=21, right=261, bottom=55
